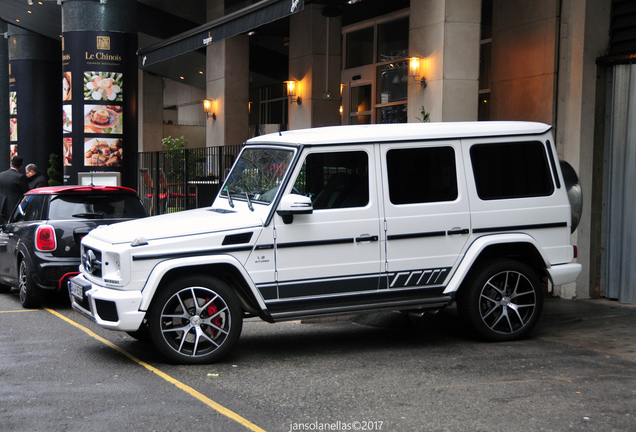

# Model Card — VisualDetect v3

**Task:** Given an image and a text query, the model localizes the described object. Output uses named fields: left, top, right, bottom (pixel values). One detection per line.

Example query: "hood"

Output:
left=87, top=207, right=263, bottom=244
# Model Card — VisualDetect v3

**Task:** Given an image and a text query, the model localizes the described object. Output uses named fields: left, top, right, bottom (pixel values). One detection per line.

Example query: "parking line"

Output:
left=45, top=308, right=267, bottom=432
left=0, top=309, right=38, bottom=313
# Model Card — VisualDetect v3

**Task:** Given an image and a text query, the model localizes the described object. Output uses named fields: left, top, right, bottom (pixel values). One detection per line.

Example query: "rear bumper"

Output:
left=34, top=258, right=80, bottom=291
left=547, top=263, right=582, bottom=286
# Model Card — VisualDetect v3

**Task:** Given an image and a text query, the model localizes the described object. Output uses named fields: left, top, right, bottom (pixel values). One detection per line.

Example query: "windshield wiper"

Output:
left=72, top=212, right=105, bottom=219
left=226, top=189, right=234, bottom=208
left=244, top=192, right=254, bottom=212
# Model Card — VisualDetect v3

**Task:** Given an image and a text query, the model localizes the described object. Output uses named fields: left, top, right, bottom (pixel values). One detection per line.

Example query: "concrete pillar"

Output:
left=61, top=0, right=137, bottom=187
left=206, top=0, right=250, bottom=147
left=7, top=25, right=60, bottom=181
left=0, top=19, right=9, bottom=169
left=489, top=0, right=559, bottom=123
left=555, top=0, right=611, bottom=299
left=409, top=0, right=481, bottom=122
left=289, top=3, right=342, bottom=129
left=138, top=70, right=163, bottom=152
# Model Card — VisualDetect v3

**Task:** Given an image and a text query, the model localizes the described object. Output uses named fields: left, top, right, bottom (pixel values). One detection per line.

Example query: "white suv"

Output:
left=70, top=122, right=582, bottom=364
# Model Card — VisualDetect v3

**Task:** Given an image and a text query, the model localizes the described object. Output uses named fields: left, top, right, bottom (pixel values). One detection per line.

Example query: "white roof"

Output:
left=246, top=121, right=552, bottom=146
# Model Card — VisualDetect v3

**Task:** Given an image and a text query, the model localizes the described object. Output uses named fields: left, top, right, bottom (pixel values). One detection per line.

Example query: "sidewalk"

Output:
left=535, top=298, right=636, bottom=362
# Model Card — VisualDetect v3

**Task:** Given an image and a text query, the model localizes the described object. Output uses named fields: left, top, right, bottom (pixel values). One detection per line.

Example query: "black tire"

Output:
left=147, top=276, right=243, bottom=364
left=18, top=259, right=41, bottom=309
left=457, top=259, right=543, bottom=341
left=126, top=323, right=151, bottom=342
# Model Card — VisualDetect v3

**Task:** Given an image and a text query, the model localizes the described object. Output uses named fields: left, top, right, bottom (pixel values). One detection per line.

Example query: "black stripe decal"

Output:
left=276, top=238, right=354, bottom=249
left=132, top=245, right=253, bottom=261
left=387, top=231, right=446, bottom=240
left=473, top=222, right=567, bottom=234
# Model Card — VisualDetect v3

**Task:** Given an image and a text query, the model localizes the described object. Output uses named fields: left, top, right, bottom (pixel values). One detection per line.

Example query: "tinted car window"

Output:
left=386, top=146, right=458, bottom=205
left=293, top=151, right=369, bottom=209
left=11, top=195, right=45, bottom=223
left=471, top=141, right=554, bottom=200
left=47, top=194, right=147, bottom=220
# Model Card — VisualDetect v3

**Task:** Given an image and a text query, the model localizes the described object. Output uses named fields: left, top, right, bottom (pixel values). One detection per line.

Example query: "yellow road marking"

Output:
left=0, top=309, right=39, bottom=313
left=45, top=308, right=266, bottom=432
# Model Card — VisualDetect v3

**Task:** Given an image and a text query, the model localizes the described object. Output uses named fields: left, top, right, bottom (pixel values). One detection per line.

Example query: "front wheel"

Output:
left=147, top=276, right=243, bottom=364
left=19, top=260, right=41, bottom=309
left=457, top=259, right=543, bottom=341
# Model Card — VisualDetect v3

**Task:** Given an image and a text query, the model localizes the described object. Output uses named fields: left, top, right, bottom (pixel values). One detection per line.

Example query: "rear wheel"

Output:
left=19, top=260, right=41, bottom=309
left=457, top=259, right=542, bottom=341
left=148, top=276, right=243, bottom=364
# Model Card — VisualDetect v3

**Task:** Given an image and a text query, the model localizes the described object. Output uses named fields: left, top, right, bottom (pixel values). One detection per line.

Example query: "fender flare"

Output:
left=443, top=233, right=550, bottom=295
left=137, top=254, right=267, bottom=312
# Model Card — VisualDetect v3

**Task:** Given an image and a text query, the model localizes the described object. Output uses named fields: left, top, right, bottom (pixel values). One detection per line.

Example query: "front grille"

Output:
left=82, top=246, right=102, bottom=278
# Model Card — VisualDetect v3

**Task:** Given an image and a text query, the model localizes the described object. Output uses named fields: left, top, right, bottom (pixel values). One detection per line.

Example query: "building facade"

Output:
left=2, top=0, right=635, bottom=303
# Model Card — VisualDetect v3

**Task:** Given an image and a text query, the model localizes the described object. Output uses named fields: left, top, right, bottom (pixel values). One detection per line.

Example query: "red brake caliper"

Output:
left=206, top=298, right=222, bottom=336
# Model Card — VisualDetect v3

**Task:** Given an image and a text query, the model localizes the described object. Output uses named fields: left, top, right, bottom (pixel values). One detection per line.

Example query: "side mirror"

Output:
left=276, top=194, right=313, bottom=224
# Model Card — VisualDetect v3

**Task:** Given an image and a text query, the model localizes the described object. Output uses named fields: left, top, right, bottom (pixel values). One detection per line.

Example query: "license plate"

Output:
left=70, top=279, right=86, bottom=300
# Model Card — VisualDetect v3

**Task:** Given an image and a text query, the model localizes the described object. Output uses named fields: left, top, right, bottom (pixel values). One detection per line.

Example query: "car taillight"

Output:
left=573, top=245, right=578, bottom=258
left=36, top=225, right=57, bottom=251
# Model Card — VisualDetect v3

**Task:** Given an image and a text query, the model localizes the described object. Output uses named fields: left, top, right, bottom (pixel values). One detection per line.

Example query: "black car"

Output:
left=0, top=186, right=147, bottom=308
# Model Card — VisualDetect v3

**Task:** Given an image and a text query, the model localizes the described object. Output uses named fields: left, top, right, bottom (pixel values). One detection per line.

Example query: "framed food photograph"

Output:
left=84, top=137, right=122, bottom=167
left=9, top=91, right=17, bottom=115
left=63, top=72, right=72, bottom=101
left=63, top=138, right=73, bottom=166
left=83, top=104, right=123, bottom=134
left=83, top=71, right=123, bottom=102
left=63, top=105, right=72, bottom=133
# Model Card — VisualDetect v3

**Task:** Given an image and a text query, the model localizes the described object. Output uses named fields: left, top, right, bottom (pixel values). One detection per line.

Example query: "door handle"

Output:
left=447, top=228, right=469, bottom=235
left=355, top=235, right=378, bottom=243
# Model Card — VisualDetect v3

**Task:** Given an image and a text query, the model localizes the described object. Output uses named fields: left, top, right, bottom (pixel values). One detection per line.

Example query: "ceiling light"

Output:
left=28, top=0, right=33, bottom=5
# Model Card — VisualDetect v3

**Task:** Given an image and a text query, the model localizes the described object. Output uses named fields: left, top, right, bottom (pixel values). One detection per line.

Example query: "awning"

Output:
left=137, top=0, right=305, bottom=67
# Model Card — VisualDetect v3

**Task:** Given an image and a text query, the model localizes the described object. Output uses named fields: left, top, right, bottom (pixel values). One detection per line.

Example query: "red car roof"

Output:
left=27, top=185, right=138, bottom=194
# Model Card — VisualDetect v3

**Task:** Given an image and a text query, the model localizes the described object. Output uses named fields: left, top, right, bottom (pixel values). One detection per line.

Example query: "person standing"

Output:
left=25, top=163, right=48, bottom=189
left=0, top=156, right=31, bottom=221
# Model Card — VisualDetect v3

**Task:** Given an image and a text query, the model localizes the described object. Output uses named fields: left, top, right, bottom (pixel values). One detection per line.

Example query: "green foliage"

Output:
left=47, top=153, right=63, bottom=186
left=415, top=105, right=431, bottom=123
left=162, top=136, right=187, bottom=151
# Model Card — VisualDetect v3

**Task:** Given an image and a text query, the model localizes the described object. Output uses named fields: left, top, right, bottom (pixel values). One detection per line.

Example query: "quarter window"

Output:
left=386, top=147, right=458, bottom=205
left=471, top=141, right=554, bottom=200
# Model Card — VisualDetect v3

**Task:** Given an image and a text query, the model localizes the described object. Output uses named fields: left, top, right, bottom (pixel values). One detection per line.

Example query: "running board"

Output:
left=268, top=295, right=452, bottom=322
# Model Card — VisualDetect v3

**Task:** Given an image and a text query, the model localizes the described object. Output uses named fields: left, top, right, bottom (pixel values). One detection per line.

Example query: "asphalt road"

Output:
left=1, top=290, right=635, bottom=432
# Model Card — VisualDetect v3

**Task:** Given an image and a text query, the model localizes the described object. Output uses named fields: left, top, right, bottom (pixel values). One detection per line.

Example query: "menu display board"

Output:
left=62, top=31, right=133, bottom=184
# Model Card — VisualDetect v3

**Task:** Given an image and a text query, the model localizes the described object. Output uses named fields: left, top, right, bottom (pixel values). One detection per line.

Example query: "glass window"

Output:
left=377, top=17, right=409, bottom=61
left=376, top=60, right=408, bottom=104
left=346, top=27, right=374, bottom=68
left=47, top=194, right=147, bottom=220
left=386, top=147, right=458, bottom=205
left=224, top=148, right=295, bottom=203
left=293, top=151, right=369, bottom=209
left=376, top=104, right=407, bottom=123
left=11, top=195, right=44, bottom=223
left=350, top=85, right=372, bottom=113
left=471, top=141, right=554, bottom=200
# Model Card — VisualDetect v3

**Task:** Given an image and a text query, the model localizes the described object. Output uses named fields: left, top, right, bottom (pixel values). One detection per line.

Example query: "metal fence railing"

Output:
left=138, top=144, right=242, bottom=215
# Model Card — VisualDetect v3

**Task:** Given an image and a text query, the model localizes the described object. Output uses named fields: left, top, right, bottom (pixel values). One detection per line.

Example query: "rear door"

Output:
left=380, top=141, right=470, bottom=292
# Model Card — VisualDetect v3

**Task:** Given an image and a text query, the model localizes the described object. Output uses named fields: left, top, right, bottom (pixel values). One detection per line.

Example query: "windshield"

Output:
left=223, top=147, right=294, bottom=204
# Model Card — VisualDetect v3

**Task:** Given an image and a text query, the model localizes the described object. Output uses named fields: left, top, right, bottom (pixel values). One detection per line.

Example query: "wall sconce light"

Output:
left=285, top=80, right=302, bottom=105
left=409, top=57, right=427, bottom=88
left=203, top=99, right=216, bottom=120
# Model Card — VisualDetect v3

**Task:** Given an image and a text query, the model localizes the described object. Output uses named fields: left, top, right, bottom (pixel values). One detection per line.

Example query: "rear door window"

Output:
left=386, top=146, right=458, bottom=205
